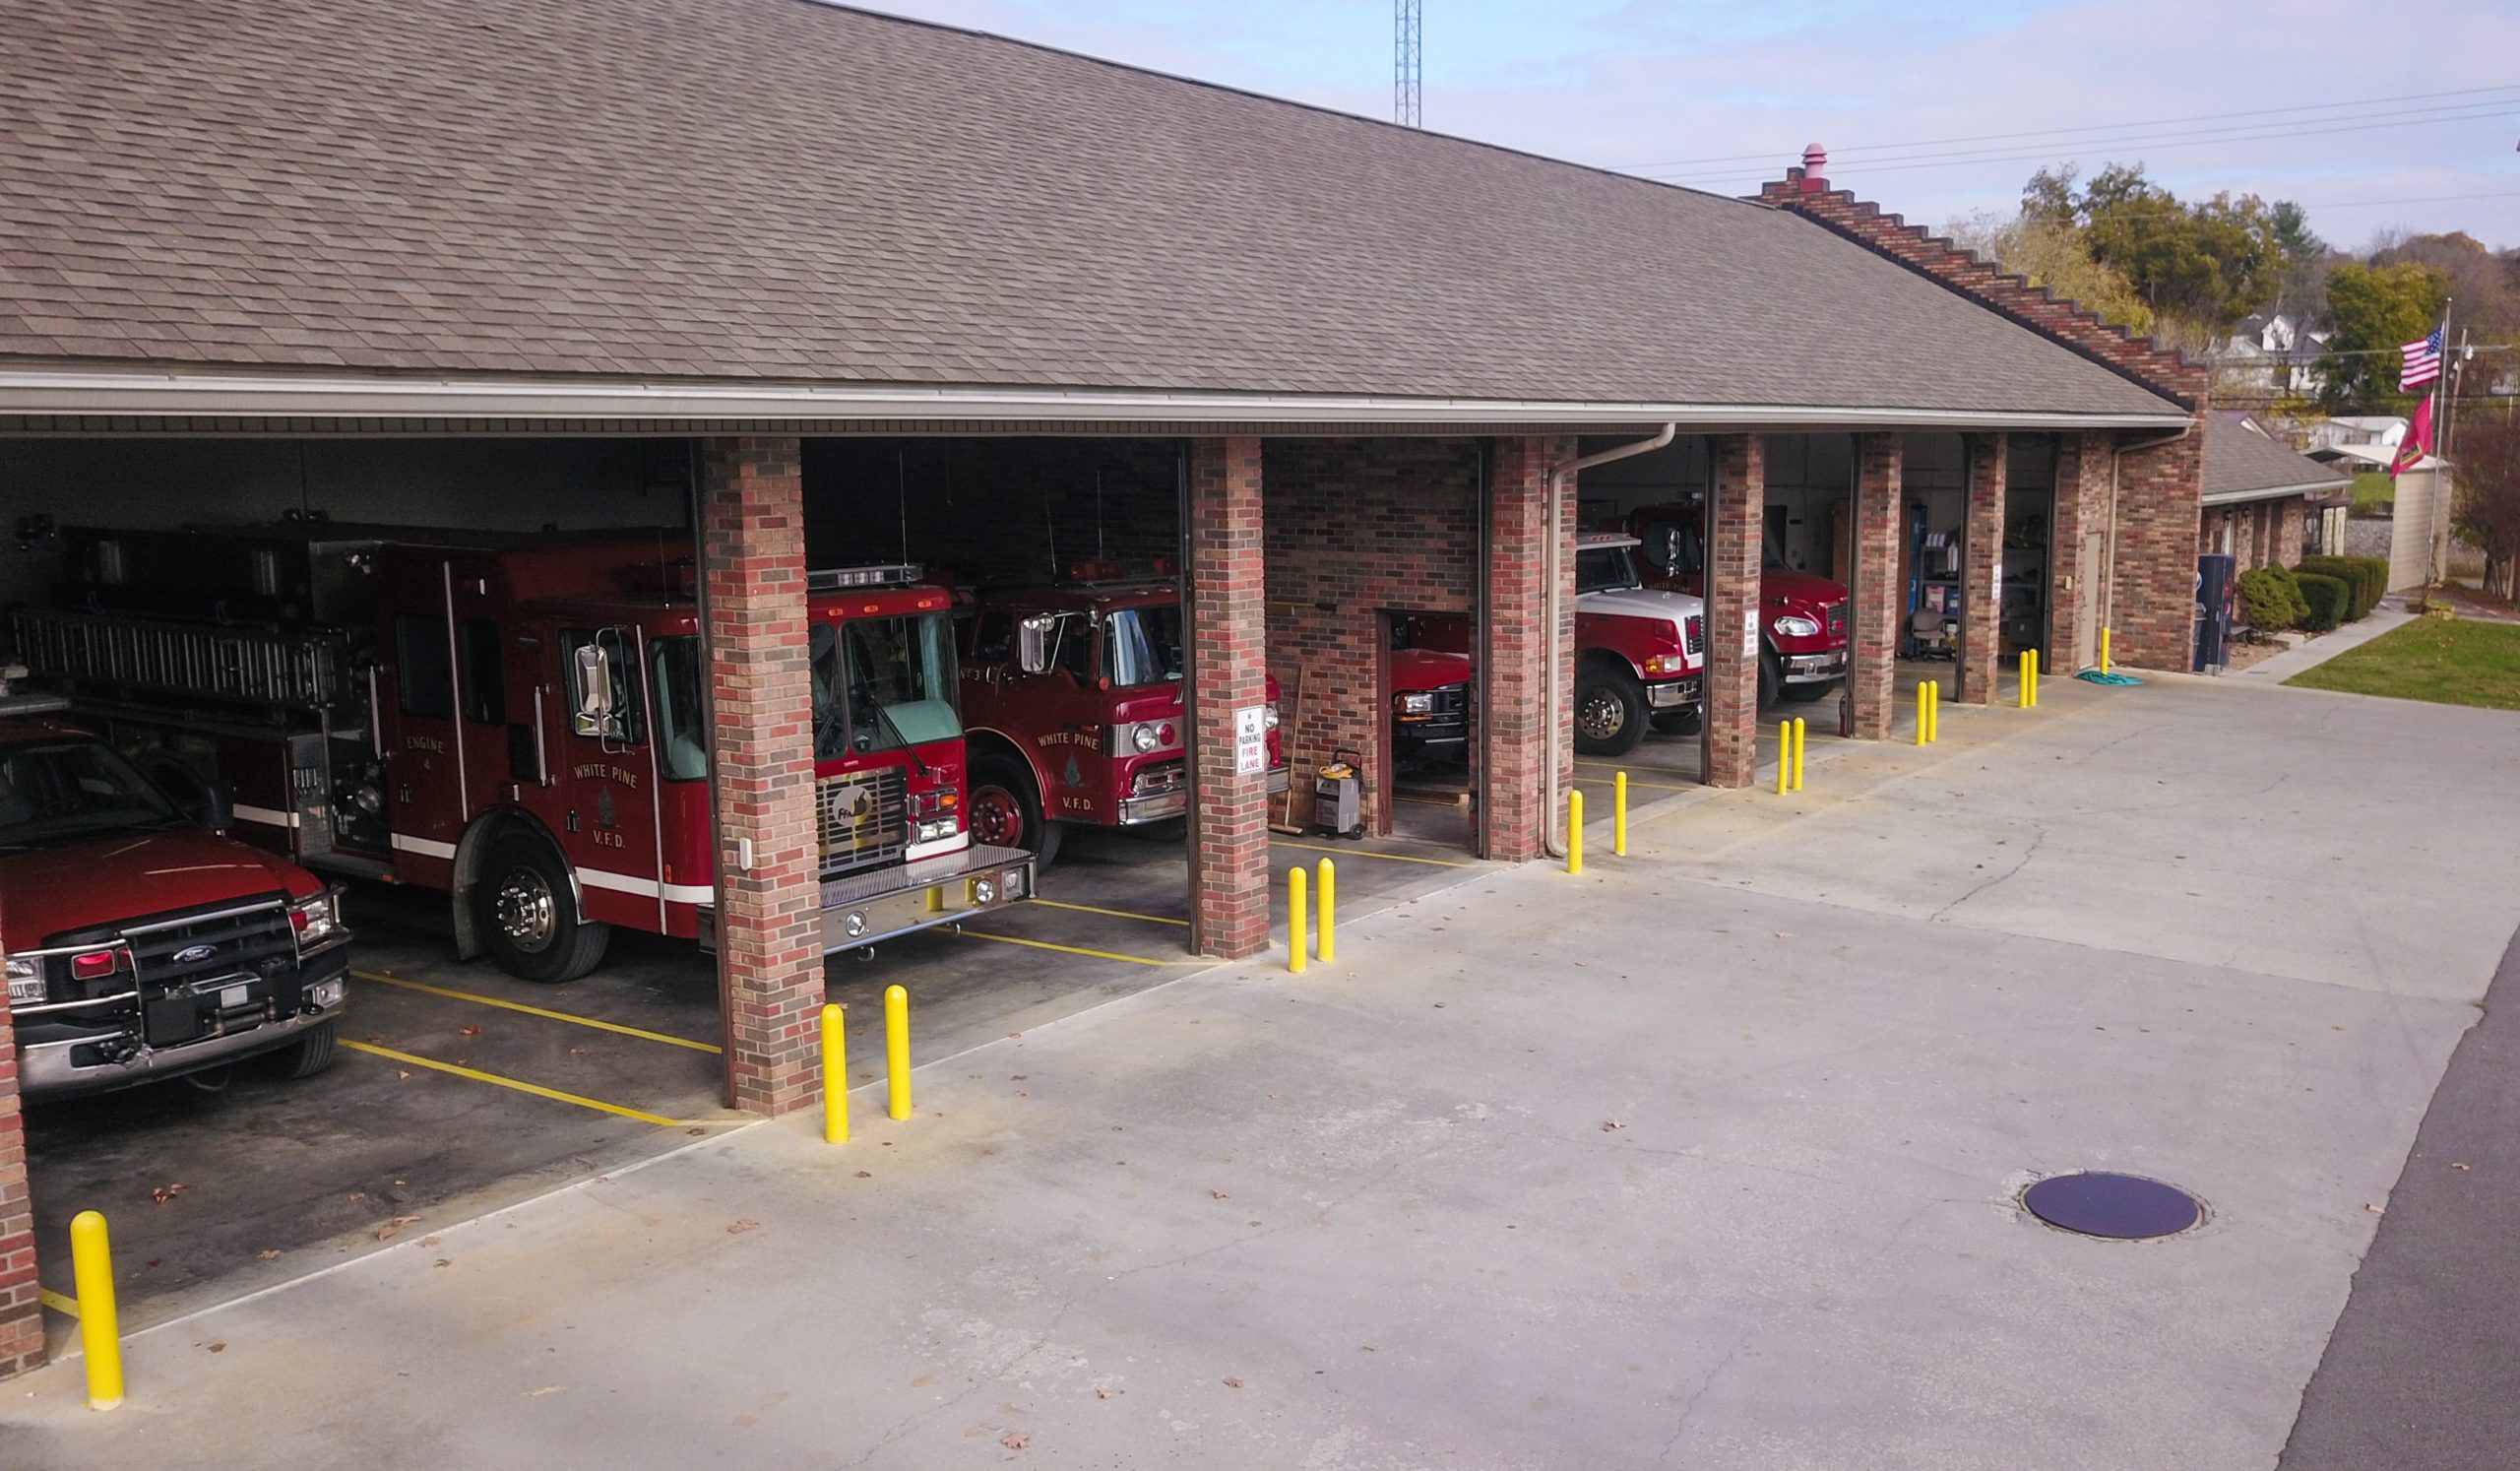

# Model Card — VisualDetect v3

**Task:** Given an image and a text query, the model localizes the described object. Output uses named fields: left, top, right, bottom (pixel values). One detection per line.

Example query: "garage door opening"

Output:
left=1383, top=608, right=1476, bottom=853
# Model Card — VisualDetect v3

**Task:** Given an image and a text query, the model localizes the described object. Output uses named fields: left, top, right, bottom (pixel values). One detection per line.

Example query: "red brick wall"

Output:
left=2111, top=421, right=2206, bottom=670
left=1959, top=433, right=2007, bottom=703
left=2048, top=431, right=2110, bottom=673
left=0, top=991, right=39, bottom=1380
left=1186, top=437, right=1271, bottom=959
left=1849, top=432, right=1903, bottom=739
left=1705, top=434, right=1765, bottom=786
left=1481, top=436, right=1574, bottom=860
left=700, top=435, right=825, bottom=1118
left=1261, top=439, right=1480, bottom=832
left=2275, top=496, right=2307, bottom=567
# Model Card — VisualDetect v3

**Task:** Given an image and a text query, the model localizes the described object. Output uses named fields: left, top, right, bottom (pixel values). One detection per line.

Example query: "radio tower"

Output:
left=1394, top=0, right=1421, bottom=128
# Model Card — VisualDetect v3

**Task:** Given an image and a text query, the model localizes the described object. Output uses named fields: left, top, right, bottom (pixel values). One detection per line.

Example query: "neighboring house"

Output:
left=2308, top=442, right=2451, bottom=592
left=2205, top=313, right=2328, bottom=396
left=2201, top=412, right=2354, bottom=573
left=2304, top=416, right=2409, bottom=453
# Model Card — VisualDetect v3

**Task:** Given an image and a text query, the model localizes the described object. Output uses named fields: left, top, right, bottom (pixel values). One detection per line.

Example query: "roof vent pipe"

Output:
left=1800, top=144, right=1828, bottom=193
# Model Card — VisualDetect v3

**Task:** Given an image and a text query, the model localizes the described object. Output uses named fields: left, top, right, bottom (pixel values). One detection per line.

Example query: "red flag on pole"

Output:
left=2389, top=393, right=2434, bottom=479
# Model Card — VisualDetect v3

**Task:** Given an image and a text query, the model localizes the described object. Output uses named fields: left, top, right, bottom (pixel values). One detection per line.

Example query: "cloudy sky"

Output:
left=847, top=0, right=2520, bottom=251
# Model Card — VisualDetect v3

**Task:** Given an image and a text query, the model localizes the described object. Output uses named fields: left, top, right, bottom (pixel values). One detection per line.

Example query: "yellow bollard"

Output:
left=1316, top=859, right=1335, bottom=965
left=820, top=1002, right=849, bottom=1145
left=1289, top=865, right=1308, bottom=975
left=1925, top=679, right=1939, bottom=744
left=1777, top=721, right=1792, bottom=796
left=1916, top=680, right=1928, bottom=746
left=2101, top=627, right=2111, bottom=675
left=70, top=1209, right=122, bottom=1411
left=1791, top=718, right=1805, bottom=792
left=1613, top=771, right=1628, bottom=858
left=1567, top=790, right=1584, bottom=875
left=883, top=985, right=911, bottom=1121
left=2028, top=648, right=2040, bottom=707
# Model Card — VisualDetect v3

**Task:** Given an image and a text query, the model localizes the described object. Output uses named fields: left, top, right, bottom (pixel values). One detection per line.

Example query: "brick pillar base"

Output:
left=702, top=435, right=824, bottom=1117
left=1481, top=435, right=1572, bottom=861
left=1705, top=434, right=1765, bottom=786
left=1187, top=436, right=1270, bottom=959
left=1957, top=432, right=2007, bottom=704
left=1849, top=432, right=1903, bottom=740
left=0, top=995, right=40, bottom=1381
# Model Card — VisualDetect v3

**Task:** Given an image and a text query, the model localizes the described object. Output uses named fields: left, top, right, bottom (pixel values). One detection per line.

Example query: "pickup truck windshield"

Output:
left=0, top=739, right=183, bottom=850
left=1104, top=604, right=1185, bottom=687
left=810, top=611, right=962, bottom=759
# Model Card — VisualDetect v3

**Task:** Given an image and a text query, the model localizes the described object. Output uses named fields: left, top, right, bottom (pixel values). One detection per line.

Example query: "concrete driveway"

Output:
left=13, top=672, right=2518, bottom=1469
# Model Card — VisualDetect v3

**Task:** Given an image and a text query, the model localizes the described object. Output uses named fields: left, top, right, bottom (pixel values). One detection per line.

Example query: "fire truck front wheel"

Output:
left=477, top=835, right=611, bottom=984
left=971, top=754, right=1062, bottom=865
left=1573, top=666, right=1648, bottom=756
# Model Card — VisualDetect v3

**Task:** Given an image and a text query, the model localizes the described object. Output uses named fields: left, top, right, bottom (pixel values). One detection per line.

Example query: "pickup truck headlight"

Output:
left=289, top=891, right=347, bottom=954
left=1773, top=614, right=1821, bottom=638
left=5, top=954, right=41, bottom=1006
left=1394, top=692, right=1434, bottom=715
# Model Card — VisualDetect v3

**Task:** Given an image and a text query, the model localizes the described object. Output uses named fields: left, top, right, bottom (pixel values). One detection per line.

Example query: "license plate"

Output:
left=220, top=983, right=250, bottom=1008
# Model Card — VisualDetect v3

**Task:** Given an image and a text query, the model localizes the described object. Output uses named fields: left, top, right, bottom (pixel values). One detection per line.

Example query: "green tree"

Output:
left=2007, top=163, right=2285, bottom=346
left=2317, top=260, right=2450, bottom=414
left=1949, top=208, right=2154, bottom=335
left=2451, top=416, right=2520, bottom=600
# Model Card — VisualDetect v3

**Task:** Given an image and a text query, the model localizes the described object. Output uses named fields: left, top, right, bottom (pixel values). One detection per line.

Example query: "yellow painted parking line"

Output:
left=1272, top=839, right=1464, bottom=868
left=1575, top=760, right=1699, bottom=780
left=1573, top=773, right=1700, bottom=794
left=356, top=971, right=723, bottom=1055
left=1027, top=897, right=1190, bottom=927
left=952, top=927, right=1196, bottom=967
left=342, top=1040, right=684, bottom=1127
left=39, top=1286, right=78, bottom=1318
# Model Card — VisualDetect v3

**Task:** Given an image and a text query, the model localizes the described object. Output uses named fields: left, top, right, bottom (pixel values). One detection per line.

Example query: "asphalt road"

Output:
left=2282, top=921, right=2520, bottom=1471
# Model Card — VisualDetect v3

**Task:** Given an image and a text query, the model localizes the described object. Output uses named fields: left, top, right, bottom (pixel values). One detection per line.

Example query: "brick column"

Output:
left=1481, top=435, right=1573, bottom=861
left=1705, top=434, right=1764, bottom=787
left=701, top=435, right=823, bottom=1118
left=0, top=993, right=39, bottom=1381
left=2275, top=496, right=2306, bottom=566
left=1848, top=432, right=1904, bottom=740
left=2047, top=430, right=2108, bottom=673
left=1957, top=431, right=2007, bottom=704
left=1186, top=436, right=1270, bottom=959
left=2110, top=417, right=2206, bottom=671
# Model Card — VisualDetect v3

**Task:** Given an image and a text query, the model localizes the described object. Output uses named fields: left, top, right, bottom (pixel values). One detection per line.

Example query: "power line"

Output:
left=1649, top=106, right=2520, bottom=187
left=1611, top=82, right=2520, bottom=171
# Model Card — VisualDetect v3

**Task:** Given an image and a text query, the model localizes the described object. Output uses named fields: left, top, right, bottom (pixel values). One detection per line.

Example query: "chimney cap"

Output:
left=1799, top=143, right=1828, bottom=193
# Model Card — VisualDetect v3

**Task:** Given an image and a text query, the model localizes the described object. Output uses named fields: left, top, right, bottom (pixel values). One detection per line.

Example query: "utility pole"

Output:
left=1394, top=0, right=1421, bottom=128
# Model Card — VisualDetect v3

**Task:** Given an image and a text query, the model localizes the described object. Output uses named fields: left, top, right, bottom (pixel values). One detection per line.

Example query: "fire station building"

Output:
left=0, top=0, right=2217, bottom=1375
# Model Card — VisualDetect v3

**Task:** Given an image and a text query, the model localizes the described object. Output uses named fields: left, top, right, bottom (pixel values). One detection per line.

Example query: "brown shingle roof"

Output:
left=0, top=0, right=2183, bottom=419
left=2204, top=413, right=2354, bottom=503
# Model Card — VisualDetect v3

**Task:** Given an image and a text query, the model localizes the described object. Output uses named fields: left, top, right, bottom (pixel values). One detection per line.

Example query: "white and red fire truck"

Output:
left=956, top=560, right=1288, bottom=864
left=13, top=522, right=1032, bottom=983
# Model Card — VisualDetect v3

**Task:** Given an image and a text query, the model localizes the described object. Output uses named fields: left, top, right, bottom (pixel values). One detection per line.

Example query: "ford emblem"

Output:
left=173, top=943, right=218, bottom=964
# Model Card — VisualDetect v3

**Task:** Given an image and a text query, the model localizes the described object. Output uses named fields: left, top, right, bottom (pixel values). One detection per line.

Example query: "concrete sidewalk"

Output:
left=2234, top=606, right=2415, bottom=682
left=12, top=676, right=2519, bottom=1469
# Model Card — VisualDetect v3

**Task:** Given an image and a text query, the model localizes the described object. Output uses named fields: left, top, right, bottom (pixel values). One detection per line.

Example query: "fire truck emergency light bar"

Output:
left=804, top=563, right=923, bottom=592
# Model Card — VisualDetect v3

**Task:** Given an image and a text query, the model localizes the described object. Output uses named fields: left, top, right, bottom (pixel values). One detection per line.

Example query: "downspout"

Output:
left=2103, top=421, right=2195, bottom=657
left=1543, top=423, right=1676, bottom=858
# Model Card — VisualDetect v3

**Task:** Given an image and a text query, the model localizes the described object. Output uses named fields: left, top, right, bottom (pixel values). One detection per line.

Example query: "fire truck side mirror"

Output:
left=575, top=642, right=619, bottom=735
left=1016, top=613, right=1058, bottom=676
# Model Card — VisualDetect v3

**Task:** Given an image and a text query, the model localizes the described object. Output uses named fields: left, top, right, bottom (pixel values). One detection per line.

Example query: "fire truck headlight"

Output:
left=1774, top=614, right=1821, bottom=639
left=972, top=876, right=998, bottom=905
left=915, top=815, right=958, bottom=844
left=1130, top=723, right=1162, bottom=753
left=843, top=911, right=869, bottom=939
left=5, top=955, right=41, bottom=1006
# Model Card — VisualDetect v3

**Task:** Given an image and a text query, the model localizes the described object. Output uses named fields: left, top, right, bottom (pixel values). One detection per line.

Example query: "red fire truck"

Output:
left=1617, top=503, right=1849, bottom=707
left=14, top=523, right=1033, bottom=983
left=957, top=562, right=1287, bottom=863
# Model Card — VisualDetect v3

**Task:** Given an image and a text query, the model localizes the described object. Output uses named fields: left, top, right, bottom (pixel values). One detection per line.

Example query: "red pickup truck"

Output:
left=958, top=564, right=1288, bottom=863
left=1390, top=534, right=1704, bottom=758
left=1, top=711, right=348, bottom=1099
left=1618, top=504, right=1849, bottom=706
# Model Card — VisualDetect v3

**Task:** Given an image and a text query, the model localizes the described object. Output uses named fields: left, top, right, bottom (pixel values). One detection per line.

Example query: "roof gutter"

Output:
left=0, top=367, right=2197, bottom=432
left=2201, top=480, right=2355, bottom=507
left=1543, top=424, right=1676, bottom=860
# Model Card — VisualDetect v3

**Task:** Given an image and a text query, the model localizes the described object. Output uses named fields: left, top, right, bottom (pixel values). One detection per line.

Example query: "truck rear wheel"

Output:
left=261, top=1020, right=338, bottom=1080
left=971, top=754, right=1061, bottom=865
left=1574, top=668, right=1648, bottom=756
left=477, top=835, right=609, bottom=984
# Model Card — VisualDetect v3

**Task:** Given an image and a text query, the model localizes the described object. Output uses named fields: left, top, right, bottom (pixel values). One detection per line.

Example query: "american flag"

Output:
left=2400, top=327, right=2444, bottom=391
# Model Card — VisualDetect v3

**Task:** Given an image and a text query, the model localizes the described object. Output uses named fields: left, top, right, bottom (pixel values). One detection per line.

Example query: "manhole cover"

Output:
left=2023, top=1172, right=2201, bottom=1240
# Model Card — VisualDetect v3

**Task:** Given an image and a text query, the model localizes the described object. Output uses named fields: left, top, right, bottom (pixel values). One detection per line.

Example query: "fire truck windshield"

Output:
left=1104, top=605, right=1184, bottom=687
left=809, top=612, right=961, bottom=759
left=0, top=738, right=184, bottom=850
left=1576, top=545, right=1643, bottom=595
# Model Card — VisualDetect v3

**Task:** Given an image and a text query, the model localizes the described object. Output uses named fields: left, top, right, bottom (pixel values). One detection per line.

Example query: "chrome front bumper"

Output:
left=697, top=843, right=1039, bottom=955
left=1116, top=763, right=1292, bottom=825
left=20, top=966, right=347, bottom=1100
left=1782, top=650, right=1848, bottom=683
left=1646, top=675, right=1704, bottom=709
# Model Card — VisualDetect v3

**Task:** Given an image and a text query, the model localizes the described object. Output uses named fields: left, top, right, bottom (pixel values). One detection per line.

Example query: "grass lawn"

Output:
left=2350, top=472, right=2395, bottom=513
left=2286, top=618, right=2520, bottom=710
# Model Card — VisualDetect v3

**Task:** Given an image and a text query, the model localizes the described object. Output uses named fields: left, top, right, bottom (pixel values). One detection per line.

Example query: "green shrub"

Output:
left=2298, top=555, right=2385, bottom=620
left=2295, top=572, right=2351, bottom=632
left=2237, top=565, right=2307, bottom=630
